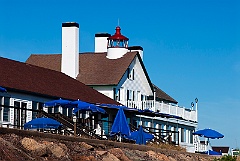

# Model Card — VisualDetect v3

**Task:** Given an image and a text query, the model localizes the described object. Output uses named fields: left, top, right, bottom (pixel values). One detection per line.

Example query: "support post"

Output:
left=73, top=115, right=77, bottom=137
left=195, top=98, right=198, bottom=122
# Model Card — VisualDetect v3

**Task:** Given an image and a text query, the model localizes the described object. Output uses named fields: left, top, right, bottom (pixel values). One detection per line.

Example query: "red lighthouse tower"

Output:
left=107, top=26, right=129, bottom=59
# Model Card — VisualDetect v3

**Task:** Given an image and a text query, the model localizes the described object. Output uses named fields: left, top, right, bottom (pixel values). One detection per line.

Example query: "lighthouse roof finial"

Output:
left=107, top=25, right=129, bottom=41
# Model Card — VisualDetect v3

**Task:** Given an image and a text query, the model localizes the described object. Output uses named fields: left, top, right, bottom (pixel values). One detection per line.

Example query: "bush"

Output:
left=214, top=155, right=237, bottom=161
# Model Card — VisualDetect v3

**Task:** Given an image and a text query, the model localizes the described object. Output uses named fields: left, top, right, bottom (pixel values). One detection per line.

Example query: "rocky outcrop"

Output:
left=0, top=137, right=34, bottom=161
left=21, top=137, right=69, bottom=159
left=0, top=133, right=219, bottom=161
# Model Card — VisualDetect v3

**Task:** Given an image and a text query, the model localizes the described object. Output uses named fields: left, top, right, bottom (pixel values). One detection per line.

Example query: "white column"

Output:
left=156, top=124, right=159, bottom=135
left=178, top=128, right=181, bottom=143
left=59, top=106, right=63, bottom=114
left=171, top=126, right=174, bottom=142
left=147, top=121, right=151, bottom=129
left=186, top=129, right=189, bottom=143
left=163, top=124, right=166, bottom=131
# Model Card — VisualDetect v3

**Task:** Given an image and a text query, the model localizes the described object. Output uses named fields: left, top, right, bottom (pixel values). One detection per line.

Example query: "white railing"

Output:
left=119, top=100, right=197, bottom=122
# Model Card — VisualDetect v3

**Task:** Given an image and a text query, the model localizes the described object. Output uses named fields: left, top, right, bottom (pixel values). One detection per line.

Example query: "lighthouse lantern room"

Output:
left=107, top=26, right=129, bottom=59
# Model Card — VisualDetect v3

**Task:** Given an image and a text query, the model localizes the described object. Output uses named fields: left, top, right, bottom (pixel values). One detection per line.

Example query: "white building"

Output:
left=26, top=22, right=199, bottom=152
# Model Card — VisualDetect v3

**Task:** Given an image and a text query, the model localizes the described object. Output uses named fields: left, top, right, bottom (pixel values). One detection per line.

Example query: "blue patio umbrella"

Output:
left=128, top=125, right=154, bottom=145
left=100, top=104, right=138, bottom=112
left=207, top=150, right=222, bottom=156
left=193, top=128, right=224, bottom=139
left=24, top=117, right=62, bottom=129
left=0, top=86, right=7, bottom=92
left=44, top=98, right=71, bottom=107
left=71, top=100, right=106, bottom=114
left=193, top=128, right=224, bottom=155
left=110, top=107, right=131, bottom=142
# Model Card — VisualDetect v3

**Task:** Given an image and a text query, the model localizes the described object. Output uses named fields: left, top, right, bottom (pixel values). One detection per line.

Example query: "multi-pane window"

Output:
left=127, top=90, right=133, bottom=101
left=174, top=127, right=178, bottom=142
left=190, top=130, right=193, bottom=144
left=32, top=101, right=38, bottom=119
left=32, top=102, right=44, bottom=119
left=128, top=68, right=134, bottom=80
left=3, top=97, right=10, bottom=122
left=181, top=128, right=185, bottom=142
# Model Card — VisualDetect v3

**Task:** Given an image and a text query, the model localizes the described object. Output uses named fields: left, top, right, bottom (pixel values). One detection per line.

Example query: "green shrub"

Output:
left=213, top=155, right=237, bottom=161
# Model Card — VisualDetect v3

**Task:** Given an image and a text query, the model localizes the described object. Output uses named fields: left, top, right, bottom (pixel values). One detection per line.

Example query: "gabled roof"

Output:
left=0, top=57, right=119, bottom=105
left=27, top=52, right=138, bottom=86
left=153, top=84, right=178, bottom=104
left=26, top=52, right=177, bottom=103
left=78, top=52, right=137, bottom=85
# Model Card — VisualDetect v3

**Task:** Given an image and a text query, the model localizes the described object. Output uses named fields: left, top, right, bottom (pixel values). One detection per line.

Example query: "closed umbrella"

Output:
left=128, top=125, right=154, bottom=145
left=110, top=107, right=131, bottom=142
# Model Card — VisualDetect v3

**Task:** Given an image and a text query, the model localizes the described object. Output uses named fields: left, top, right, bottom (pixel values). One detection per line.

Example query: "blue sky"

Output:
left=0, top=0, right=239, bottom=149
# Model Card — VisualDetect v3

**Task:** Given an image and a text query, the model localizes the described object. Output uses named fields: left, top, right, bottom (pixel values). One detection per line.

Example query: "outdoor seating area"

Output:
left=19, top=98, right=181, bottom=146
left=0, top=93, right=182, bottom=148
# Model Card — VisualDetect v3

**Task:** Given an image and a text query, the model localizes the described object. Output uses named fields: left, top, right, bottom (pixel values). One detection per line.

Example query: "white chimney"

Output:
left=128, top=46, right=143, bottom=60
left=95, top=33, right=111, bottom=53
left=61, top=22, right=79, bottom=79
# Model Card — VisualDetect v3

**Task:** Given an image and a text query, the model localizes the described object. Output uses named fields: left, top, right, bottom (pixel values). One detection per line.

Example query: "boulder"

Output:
left=46, top=142, right=67, bottom=158
left=146, top=150, right=170, bottom=161
left=21, top=137, right=48, bottom=157
left=79, top=142, right=94, bottom=151
left=96, top=150, right=107, bottom=156
left=108, top=148, right=131, bottom=161
left=102, top=152, right=120, bottom=161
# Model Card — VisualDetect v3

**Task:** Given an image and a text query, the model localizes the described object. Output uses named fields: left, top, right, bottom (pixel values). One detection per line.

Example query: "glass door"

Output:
left=14, top=101, right=27, bottom=129
left=21, top=102, right=27, bottom=129
left=14, top=101, right=20, bottom=128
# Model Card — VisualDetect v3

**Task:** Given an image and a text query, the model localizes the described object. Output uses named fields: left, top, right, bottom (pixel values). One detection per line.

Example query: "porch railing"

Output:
left=119, top=100, right=197, bottom=122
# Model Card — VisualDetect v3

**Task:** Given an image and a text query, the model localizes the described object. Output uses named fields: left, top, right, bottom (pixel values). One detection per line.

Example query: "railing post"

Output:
left=73, top=116, right=77, bottom=137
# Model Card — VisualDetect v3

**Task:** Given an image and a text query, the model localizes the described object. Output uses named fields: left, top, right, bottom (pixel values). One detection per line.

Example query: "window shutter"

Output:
left=127, top=68, right=130, bottom=79
left=132, top=69, right=134, bottom=80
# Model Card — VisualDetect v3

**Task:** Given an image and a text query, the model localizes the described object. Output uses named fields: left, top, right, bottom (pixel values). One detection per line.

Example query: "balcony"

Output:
left=118, top=100, right=197, bottom=122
